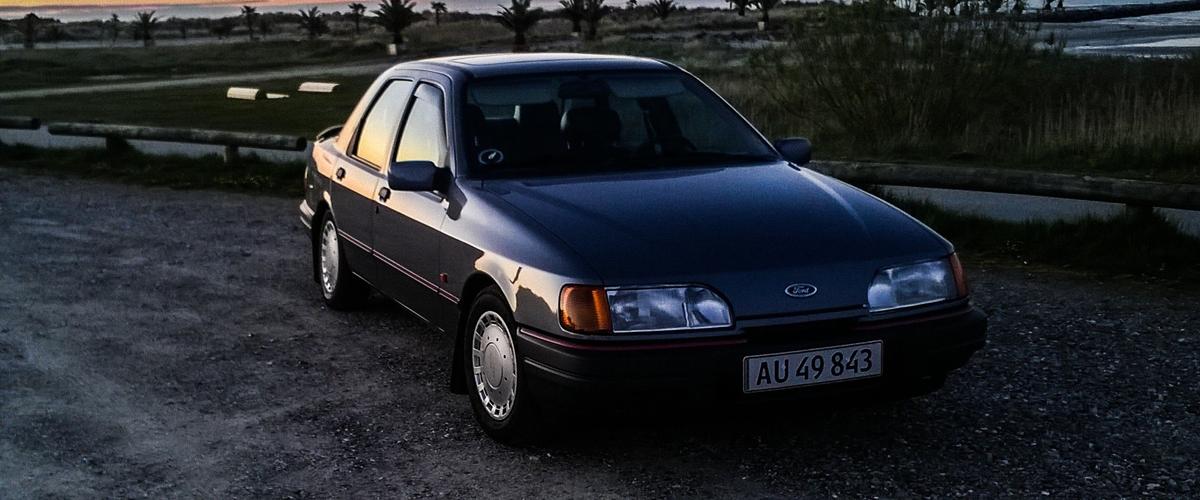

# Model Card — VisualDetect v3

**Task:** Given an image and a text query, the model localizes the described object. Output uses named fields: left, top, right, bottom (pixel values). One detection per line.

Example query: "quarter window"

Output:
left=395, top=83, right=447, bottom=168
left=354, top=79, right=415, bottom=168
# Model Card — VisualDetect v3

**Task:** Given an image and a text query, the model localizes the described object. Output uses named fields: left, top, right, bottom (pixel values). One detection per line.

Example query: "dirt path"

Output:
left=0, top=60, right=397, bottom=101
left=0, top=168, right=1197, bottom=497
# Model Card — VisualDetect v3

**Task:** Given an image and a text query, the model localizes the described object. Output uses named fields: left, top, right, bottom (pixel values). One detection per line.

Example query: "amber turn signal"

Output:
left=559, top=285, right=612, bottom=334
left=949, top=253, right=969, bottom=298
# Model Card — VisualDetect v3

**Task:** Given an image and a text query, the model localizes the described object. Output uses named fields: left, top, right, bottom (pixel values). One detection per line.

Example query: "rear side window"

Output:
left=354, top=79, right=415, bottom=168
left=395, top=83, right=447, bottom=168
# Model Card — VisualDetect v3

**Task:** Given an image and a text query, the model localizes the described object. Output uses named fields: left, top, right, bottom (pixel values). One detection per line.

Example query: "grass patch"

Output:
left=1, top=75, right=376, bottom=137
left=0, top=143, right=304, bottom=196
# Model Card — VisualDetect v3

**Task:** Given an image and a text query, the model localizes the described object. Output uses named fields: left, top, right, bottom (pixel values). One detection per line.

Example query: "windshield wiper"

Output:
left=658, top=152, right=779, bottom=166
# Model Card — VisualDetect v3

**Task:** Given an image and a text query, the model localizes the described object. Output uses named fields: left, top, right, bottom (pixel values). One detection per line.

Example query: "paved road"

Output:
left=0, top=60, right=397, bottom=100
left=1, top=169, right=1197, bottom=497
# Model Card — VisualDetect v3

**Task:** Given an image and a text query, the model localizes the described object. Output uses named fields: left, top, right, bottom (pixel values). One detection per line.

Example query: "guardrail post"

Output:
left=224, top=145, right=240, bottom=165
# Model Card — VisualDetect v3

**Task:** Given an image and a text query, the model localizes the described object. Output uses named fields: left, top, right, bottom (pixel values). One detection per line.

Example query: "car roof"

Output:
left=390, top=52, right=675, bottom=79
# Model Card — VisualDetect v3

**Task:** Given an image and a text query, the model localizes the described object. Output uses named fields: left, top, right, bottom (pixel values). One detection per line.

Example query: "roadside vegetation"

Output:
left=748, top=0, right=1200, bottom=182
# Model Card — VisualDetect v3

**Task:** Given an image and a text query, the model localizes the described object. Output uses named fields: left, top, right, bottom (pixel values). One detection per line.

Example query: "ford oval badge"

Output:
left=784, top=283, right=818, bottom=298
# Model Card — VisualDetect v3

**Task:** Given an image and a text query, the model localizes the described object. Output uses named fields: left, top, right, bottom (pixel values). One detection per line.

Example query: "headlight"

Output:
left=559, top=285, right=732, bottom=334
left=867, top=255, right=967, bottom=313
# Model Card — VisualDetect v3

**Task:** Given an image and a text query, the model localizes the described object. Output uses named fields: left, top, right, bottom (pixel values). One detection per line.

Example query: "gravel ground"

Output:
left=1, top=168, right=1197, bottom=498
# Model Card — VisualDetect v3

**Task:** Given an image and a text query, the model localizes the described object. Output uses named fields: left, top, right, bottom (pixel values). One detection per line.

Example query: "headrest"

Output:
left=561, top=106, right=621, bottom=147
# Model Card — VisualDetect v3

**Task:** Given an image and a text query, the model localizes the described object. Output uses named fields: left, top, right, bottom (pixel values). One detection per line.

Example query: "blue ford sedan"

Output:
left=299, top=53, right=987, bottom=442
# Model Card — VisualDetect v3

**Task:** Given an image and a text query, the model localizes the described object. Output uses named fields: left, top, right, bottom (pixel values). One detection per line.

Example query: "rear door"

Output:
left=372, top=82, right=450, bottom=322
left=335, top=78, right=416, bottom=285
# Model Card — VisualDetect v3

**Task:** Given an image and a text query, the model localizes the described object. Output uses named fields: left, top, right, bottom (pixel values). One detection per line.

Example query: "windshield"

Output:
left=462, top=71, right=776, bottom=177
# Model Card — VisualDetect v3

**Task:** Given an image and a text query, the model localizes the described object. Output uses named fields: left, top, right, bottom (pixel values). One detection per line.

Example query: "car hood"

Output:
left=483, top=162, right=950, bottom=318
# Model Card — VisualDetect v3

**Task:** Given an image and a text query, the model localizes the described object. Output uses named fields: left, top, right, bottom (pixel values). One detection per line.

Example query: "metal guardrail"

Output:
left=809, top=161, right=1200, bottom=212
left=42, top=122, right=307, bottom=164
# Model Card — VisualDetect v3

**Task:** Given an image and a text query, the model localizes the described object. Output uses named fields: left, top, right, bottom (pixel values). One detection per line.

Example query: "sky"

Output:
left=1, top=0, right=276, bottom=6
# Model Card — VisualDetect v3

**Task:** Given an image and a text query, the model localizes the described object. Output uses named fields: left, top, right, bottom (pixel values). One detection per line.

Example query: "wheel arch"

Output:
left=449, top=272, right=506, bottom=394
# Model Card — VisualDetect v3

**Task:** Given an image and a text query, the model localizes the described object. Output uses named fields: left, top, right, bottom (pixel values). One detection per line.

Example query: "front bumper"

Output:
left=516, top=305, right=987, bottom=405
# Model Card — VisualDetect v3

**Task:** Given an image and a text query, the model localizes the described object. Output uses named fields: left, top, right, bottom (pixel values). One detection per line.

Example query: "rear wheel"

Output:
left=463, top=287, right=538, bottom=443
left=316, top=212, right=370, bottom=309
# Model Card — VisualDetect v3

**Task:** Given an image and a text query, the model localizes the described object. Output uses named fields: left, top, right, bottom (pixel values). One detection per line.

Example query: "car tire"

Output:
left=316, top=212, right=370, bottom=309
left=463, top=286, right=538, bottom=443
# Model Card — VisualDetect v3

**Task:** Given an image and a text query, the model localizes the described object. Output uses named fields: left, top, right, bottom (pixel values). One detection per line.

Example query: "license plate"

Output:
left=743, top=341, right=882, bottom=393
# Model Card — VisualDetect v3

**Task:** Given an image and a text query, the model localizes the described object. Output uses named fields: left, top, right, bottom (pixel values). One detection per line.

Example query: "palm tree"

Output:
left=107, top=14, right=121, bottom=44
left=754, top=0, right=778, bottom=27
left=583, top=0, right=607, bottom=41
left=20, top=13, right=39, bottom=49
left=626, top=0, right=638, bottom=9
left=559, top=0, right=585, bottom=35
left=373, top=0, right=418, bottom=48
left=298, top=7, right=329, bottom=40
left=431, top=2, right=448, bottom=25
left=348, top=3, right=367, bottom=35
left=1011, top=0, right=1027, bottom=14
left=497, top=0, right=541, bottom=51
left=134, top=11, right=157, bottom=47
left=241, top=6, right=258, bottom=40
left=649, top=0, right=675, bottom=20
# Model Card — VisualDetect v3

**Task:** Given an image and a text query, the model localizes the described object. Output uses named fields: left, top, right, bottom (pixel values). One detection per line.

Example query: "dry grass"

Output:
left=744, top=2, right=1200, bottom=182
left=1025, top=81, right=1200, bottom=177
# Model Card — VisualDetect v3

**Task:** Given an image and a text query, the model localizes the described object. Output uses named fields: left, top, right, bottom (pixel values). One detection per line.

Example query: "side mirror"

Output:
left=774, top=137, right=812, bottom=165
left=387, top=160, right=442, bottom=192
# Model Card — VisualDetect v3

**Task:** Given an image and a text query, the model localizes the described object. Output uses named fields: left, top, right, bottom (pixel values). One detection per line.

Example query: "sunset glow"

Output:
left=1, top=0, right=305, bottom=7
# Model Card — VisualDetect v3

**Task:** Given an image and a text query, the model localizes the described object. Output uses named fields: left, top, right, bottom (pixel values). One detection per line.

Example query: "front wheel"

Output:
left=463, top=287, right=538, bottom=443
left=316, top=212, right=370, bottom=309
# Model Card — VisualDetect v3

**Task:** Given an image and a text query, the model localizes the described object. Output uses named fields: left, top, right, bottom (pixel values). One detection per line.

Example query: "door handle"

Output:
left=378, top=187, right=391, bottom=202
left=335, top=167, right=346, bottom=180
